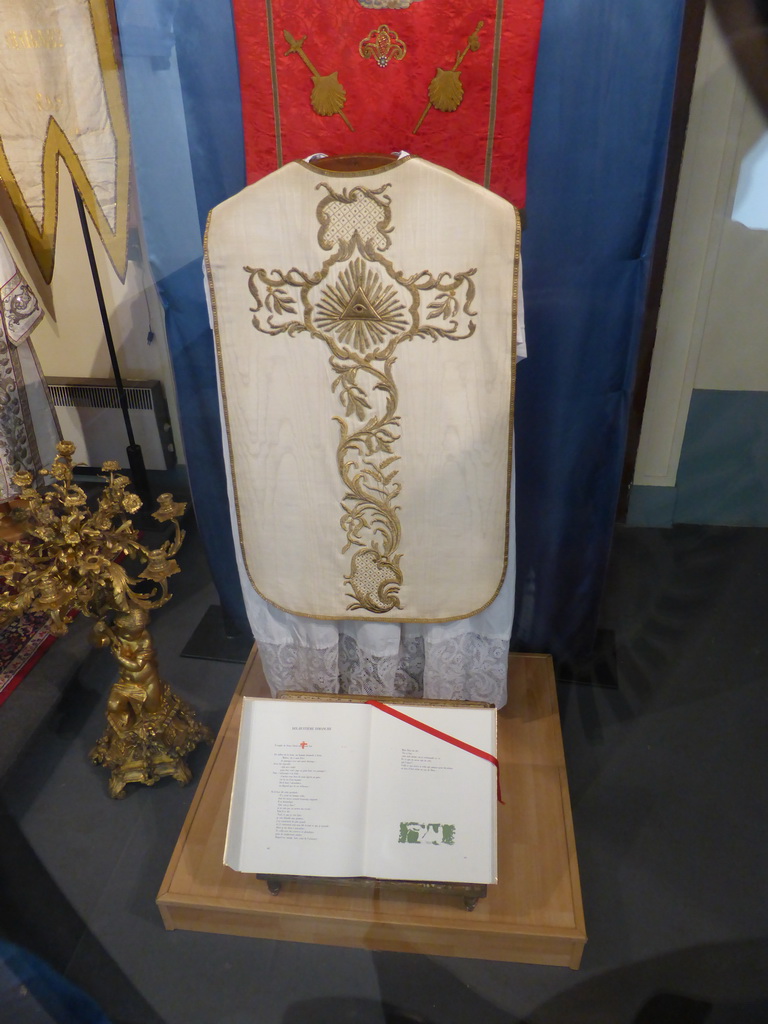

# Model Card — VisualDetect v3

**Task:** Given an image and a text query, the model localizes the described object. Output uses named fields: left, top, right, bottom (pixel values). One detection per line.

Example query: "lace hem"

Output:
left=257, top=631, right=508, bottom=706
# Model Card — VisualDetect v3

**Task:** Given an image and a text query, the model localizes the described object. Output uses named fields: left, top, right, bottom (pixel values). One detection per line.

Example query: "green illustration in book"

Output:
left=399, top=822, right=455, bottom=845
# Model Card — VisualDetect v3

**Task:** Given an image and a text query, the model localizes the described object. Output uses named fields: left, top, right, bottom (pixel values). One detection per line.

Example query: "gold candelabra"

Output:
left=0, top=441, right=212, bottom=798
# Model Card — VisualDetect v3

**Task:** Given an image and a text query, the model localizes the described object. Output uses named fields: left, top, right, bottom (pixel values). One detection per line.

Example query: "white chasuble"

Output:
left=0, top=233, right=60, bottom=501
left=206, top=156, right=520, bottom=626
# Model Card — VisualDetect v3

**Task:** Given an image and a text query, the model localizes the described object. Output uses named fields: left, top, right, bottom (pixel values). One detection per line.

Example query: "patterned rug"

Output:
left=0, top=611, right=56, bottom=708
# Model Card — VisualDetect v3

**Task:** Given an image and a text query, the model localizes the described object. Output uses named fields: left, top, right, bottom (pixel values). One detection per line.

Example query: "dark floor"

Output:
left=0, top=522, right=767, bottom=1024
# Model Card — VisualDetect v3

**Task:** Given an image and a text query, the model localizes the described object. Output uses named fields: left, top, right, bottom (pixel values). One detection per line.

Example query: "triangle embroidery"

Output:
left=341, top=287, right=381, bottom=321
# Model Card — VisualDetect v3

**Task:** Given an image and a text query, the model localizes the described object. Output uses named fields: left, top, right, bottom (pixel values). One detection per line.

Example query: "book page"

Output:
left=362, top=705, right=497, bottom=884
left=224, top=698, right=371, bottom=876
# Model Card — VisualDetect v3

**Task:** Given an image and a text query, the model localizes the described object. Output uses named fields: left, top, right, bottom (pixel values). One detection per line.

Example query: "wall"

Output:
left=629, top=7, right=768, bottom=526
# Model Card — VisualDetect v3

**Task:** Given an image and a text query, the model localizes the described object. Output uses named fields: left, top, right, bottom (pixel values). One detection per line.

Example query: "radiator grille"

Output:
left=47, top=382, right=154, bottom=412
left=46, top=377, right=176, bottom=471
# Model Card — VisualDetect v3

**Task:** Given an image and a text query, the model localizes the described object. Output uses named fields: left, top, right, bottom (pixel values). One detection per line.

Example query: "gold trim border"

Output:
left=297, top=155, right=412, bottom=178
left=205, top=158, right=521, bottom=623
left=7, top=341, right=42, bottom=474
left=484, top=0, right=505, bottom=189
left=265, top=0, right=283, bottom=167
left=0, top=0, right=130, bottom=284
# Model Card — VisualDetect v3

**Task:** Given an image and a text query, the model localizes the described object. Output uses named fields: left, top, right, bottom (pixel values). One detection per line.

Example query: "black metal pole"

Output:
left=73, top=187, right=152, bottom=508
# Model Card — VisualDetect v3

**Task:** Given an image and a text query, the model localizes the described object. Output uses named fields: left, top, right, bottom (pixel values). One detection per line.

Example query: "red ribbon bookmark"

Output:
left=365, top=699, right=504, bottom=804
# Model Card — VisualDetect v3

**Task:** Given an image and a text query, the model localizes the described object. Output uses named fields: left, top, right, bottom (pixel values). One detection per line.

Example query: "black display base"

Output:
left=553, top=628, right=618, bottom=688
left=180, top=605, right=253, bottom=664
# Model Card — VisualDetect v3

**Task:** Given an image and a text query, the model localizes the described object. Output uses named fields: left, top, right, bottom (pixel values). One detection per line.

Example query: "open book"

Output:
left=225, top=697, right=498, bottom=885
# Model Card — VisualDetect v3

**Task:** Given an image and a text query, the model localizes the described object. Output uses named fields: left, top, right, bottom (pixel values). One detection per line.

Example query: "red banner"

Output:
left=232, top=0, right=544, bottom=206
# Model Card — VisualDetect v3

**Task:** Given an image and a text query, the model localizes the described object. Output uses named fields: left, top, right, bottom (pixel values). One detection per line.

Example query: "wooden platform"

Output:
left=157, top=651, right=586, bottom=968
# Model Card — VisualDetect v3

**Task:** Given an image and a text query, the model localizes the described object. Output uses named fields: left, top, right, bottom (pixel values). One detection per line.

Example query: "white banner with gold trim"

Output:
left=206, top=157, right=520, bottom=623
left=0, top=0, right=130, bottom=282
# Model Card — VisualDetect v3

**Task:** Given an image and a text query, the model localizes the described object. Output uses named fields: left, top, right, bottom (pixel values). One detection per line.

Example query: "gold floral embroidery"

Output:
left=359, top=25, right=407, bottom=68
left=244, top=182, right=477, bottom=613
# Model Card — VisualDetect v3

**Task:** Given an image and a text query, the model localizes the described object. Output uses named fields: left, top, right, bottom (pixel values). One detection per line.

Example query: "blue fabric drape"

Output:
left=512, top=0, right=686, bottom=657
left=115, top=0, right=249, bottom=631
left=115, top=0, right=685, bottom=657
left=0, top=941, right=112, bottom=1023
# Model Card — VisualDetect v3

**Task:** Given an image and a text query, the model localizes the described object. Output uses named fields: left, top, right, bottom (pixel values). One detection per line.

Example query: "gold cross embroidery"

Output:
left=245, top=181, right=477, bottom=614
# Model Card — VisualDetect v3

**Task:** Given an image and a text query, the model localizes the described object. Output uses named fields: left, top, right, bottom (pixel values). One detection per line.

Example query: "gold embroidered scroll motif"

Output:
left=244, top=182, right=476, bottom=614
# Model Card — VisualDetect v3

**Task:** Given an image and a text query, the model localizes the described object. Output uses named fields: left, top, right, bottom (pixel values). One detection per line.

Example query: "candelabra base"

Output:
left=90, top=686, right=213, bottom=799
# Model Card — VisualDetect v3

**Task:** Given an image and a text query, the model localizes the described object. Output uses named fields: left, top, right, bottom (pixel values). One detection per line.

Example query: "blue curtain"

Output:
left=115, top=0, right=249, bottom=631
left=115, top=0, right=685, bottom=657
left=512, top=0, right=685, bottom=657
